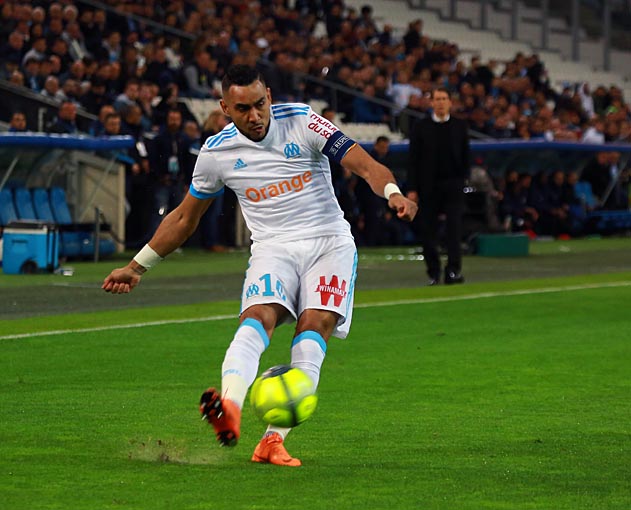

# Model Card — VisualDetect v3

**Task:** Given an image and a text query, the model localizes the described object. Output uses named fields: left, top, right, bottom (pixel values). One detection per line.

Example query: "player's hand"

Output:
left=102, top=266, right=143, bottom=294
left=388, top=194, right=418, bottom=222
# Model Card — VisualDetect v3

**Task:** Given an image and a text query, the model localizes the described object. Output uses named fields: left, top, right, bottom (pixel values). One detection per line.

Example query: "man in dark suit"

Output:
left=407, top=88, right=470, bottom=285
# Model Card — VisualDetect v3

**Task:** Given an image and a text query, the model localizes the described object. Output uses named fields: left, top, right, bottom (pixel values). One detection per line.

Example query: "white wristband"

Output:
left=384, top=182, right=402, bottom=200
left=133, top=244, right=163, bottom=270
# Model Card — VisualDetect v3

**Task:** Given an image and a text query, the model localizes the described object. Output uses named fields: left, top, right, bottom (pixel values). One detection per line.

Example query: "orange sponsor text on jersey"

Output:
left=245, top=171, right=312, bottom=202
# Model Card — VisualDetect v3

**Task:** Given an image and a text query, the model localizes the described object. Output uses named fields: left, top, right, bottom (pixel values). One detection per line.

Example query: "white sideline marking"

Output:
left=2, top=281, right=630, bottom=341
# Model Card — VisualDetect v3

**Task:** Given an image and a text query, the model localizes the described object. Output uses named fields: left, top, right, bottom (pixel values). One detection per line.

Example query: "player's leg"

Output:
left=252, top=309, right=338, bottom=466
left=202, top=242, right=298, bottom=447
left=252, top=236, right=356, bottom=466
left=201, top=304, right=289, bottom=447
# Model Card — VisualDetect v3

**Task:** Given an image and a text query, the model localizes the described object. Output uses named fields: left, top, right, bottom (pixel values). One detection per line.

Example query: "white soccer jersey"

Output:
left=190, top=103, right=356, bottom=243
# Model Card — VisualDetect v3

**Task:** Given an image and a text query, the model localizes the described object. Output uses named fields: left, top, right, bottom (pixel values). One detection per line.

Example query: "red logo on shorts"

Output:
left=316, top=275, right=347, bottom=307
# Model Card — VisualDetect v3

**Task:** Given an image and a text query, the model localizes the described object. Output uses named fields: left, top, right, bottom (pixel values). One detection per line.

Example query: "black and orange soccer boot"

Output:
left=199, top=388, right=241, bottom=447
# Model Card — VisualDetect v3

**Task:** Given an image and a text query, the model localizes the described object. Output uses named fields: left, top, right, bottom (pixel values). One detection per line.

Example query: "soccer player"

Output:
left=102, top=65, right=417, bottom=466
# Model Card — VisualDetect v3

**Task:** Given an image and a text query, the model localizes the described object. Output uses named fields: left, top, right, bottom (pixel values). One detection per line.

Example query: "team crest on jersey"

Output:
left=316, top=275, right=347, bottom=307
left=283, top=142, right=301, bottom=159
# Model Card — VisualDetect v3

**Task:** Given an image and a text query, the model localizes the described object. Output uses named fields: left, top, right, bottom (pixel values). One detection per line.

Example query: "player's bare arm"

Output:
left=340, top=144, right=418, bottom=222
left=102, top=193, right=213, bottom=294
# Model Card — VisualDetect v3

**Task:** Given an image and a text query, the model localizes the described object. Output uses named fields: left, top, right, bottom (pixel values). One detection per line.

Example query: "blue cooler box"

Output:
left=2, top=220, right=59, bottom=274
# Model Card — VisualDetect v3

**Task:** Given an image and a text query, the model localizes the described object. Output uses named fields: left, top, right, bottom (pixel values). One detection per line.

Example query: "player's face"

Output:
left=221, top=80, right=272, bottom=142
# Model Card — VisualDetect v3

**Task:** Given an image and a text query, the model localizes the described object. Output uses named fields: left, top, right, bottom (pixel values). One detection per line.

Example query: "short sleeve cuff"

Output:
left=189, top=183, right=224, bottom=199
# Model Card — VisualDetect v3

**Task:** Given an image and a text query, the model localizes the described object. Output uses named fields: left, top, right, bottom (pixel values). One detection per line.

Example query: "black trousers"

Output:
left=416, top=182, right=465, bottom=279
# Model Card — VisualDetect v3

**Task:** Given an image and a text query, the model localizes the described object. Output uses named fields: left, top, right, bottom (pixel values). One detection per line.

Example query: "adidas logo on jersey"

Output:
left=233, top=158, right=248, bottom=170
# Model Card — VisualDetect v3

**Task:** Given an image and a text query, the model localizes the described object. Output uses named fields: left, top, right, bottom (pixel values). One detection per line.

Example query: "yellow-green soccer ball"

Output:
left=250, top=365, right=318, bottom=427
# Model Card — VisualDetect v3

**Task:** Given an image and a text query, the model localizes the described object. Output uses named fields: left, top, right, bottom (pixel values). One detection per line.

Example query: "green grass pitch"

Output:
left=1, top=239, right=630, bottom=509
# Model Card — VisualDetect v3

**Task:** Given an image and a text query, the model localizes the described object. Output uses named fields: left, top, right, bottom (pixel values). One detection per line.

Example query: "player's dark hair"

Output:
left=222, top=65, right=265, bottom=94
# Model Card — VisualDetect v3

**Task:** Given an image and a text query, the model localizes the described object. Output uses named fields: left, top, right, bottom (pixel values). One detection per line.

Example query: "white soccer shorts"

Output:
left=240, top=235, right=357, bottom=339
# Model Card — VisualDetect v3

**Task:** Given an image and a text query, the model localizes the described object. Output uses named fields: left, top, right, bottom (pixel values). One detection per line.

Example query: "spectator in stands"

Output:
left=40, top=76, right=66, bottom=102
left=113, top=78, right=140, bottom=113
left=153, top=83, right=195, bottom=127
left=604, top=119, right=622, bottom=142
left=22, top=58, right=41, bottom=91
left=49, top=37, right=73, bottom=75
left=388, top=69, right=422, bottom=121
left=31, top=6, right=45, bottom=25
left=21, top=37, right=47, bottom=67
left=488, top=114, right=515, bottom=139
left=325, top=3, right=344, bottom=38
left=618, top=120, right=631, bottom=143
left=183, top=51, right=220, bottom=99
left=81, top=78, right=111, bottom=115
left=403, top=19, right=423, bottom=54
left=80, top=10, right=103, bottom=58
left=90, top=104, right=115, bottom=137
left=62, top=22, right=90, bottom=62
left=407, top=88, right=470, bottom=285
left=148, top=108, right=187, bottom=235
left=143, top=46, right=175, bottom=89
left=353, top=83, right=390, bottom=124
left=8, top=111, right=28, bottom=132
left=47, top=54, right=63, bottom=79
left=121, top=104, right=146, bottom=142
left=582, top=117, right=606, bottom=144
left=137, top=81, right=157, bottom=132
left=0, top=53, right=20, bottom=81
left=355, top=5, right=379, bottom=34
left=398, top=92, right=431, bottom=137
left=46, top=16, right=66, bottom=48
left=0, top=31, right=25, bottom=66
left=62, top=4, right=79, bottom=25
left=327, top=65, right=356, bottom=123
left=47, top=100, right=79, bottom=134
left=100, top=30, right=123, bottom=63
left=8, top=69, right=25, bottom=87
left=60, top=78, right=82, bottom=105
left=61, top=59, right=87, bottom=87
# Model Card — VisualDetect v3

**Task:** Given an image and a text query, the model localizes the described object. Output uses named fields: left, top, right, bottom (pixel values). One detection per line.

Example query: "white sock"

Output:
left=290, top=330, right=327, bottom=388
left=264, top=331, right=327, bottom=440
left=221, top=318, right=269, bottom=409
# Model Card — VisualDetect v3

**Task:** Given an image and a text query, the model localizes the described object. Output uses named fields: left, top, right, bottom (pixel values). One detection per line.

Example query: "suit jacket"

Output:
left=408, top=116, right=470, bottom=198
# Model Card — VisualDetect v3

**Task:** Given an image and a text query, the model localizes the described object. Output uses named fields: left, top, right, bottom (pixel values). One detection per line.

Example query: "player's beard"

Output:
left=247, top=122, right=267, bottom=141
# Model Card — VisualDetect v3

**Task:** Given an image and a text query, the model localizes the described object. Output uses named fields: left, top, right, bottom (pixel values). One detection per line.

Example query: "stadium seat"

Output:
left=13, top=187, right=37, bottom=220
left=0, top=187, right=18, bottom=226
left=31, top=187, right=56, bottom=222
left=32, top=187, right=82, bottom=258
left=49, top=187, right=116, bottom=258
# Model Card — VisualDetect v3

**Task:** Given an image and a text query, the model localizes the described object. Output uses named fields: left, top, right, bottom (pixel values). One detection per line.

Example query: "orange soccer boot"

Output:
left=199, top=388, right=241, bottom=447
left=251, top=433, right=301, bottom=467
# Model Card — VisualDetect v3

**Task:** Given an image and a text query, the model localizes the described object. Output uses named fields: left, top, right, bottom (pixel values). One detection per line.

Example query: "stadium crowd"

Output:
left=1, top=0, right=629, bottom=248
